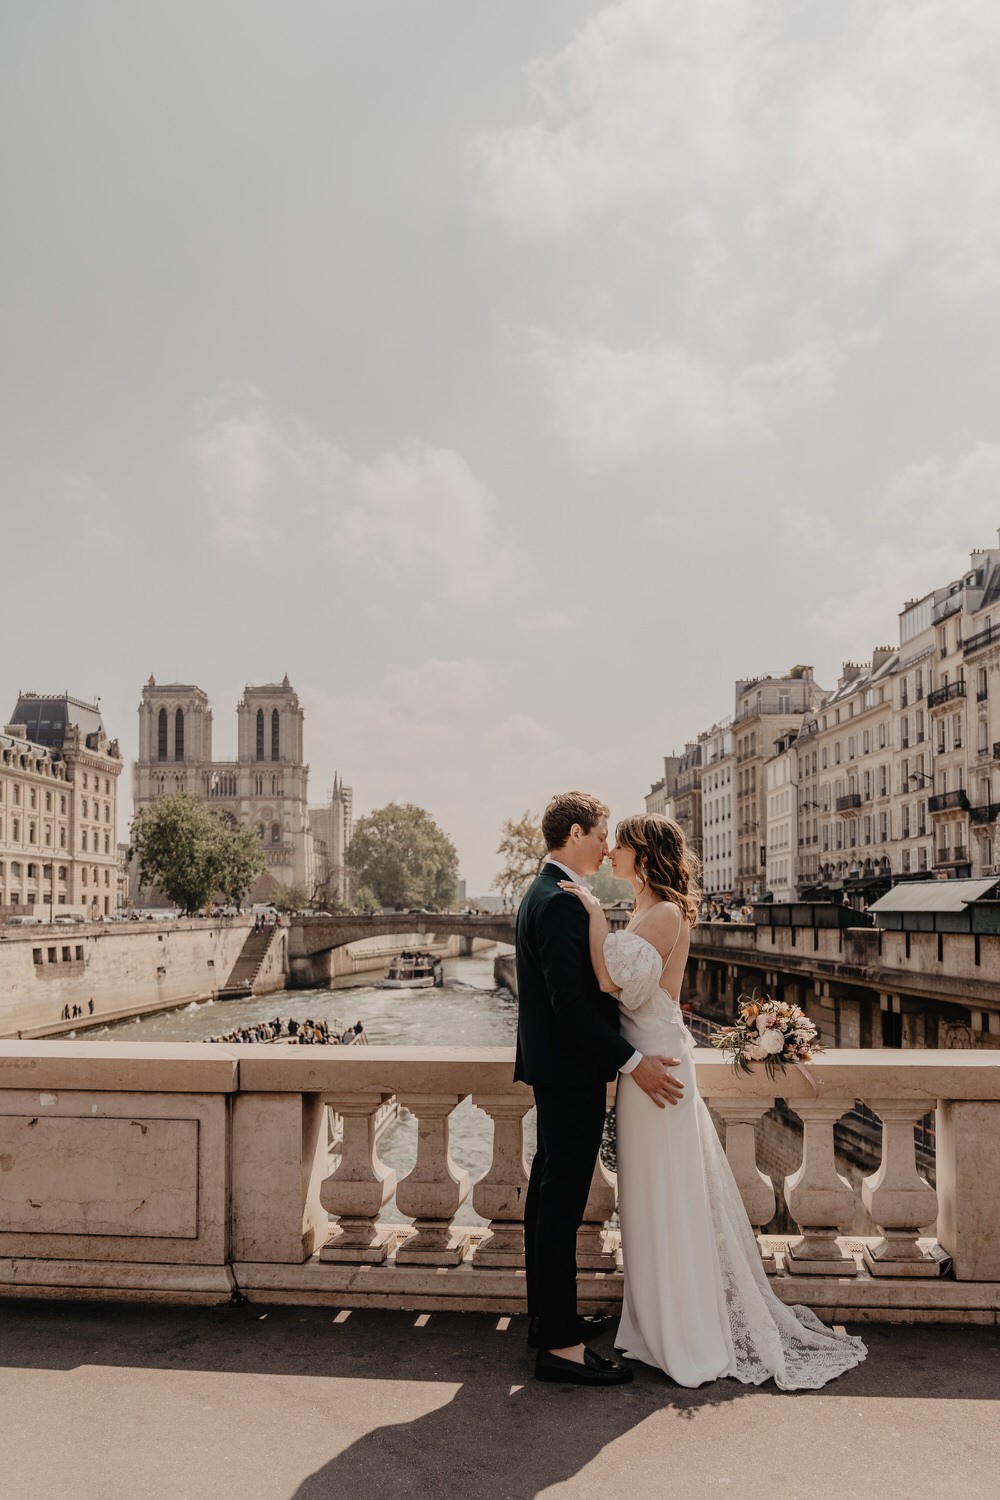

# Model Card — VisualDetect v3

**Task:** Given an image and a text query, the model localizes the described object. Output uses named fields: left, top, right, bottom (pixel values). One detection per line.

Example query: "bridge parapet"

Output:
left=288, top=912, right=515, bottom=958
left=1, top=1042, right=999, bottom=1322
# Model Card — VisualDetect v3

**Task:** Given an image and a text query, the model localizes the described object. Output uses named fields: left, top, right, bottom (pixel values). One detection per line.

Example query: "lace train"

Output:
left=699, top=1093, right=867, bottom=1390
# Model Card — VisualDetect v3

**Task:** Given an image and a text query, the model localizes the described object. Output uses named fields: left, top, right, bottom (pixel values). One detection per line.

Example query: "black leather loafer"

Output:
left=527, top=1314, right=607, bottom=1349
left=535, top=1347, right=633, bottom=1386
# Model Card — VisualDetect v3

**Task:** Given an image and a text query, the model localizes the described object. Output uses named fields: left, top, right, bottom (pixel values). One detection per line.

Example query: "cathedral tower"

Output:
left=237, top=676, right=304, bottom=765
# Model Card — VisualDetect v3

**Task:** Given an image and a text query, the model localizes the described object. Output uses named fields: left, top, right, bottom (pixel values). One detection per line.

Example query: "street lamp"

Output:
left=907, top=771, right=933, bottom=787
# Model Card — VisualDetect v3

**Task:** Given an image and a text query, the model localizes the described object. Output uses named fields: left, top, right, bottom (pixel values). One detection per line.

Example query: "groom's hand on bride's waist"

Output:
left=631, top=1055, right=684, bottom=1108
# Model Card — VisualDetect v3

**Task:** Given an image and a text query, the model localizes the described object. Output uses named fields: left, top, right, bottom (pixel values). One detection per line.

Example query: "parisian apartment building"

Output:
left=646, top=534, right=1000, bottom=904
left=0, top=694, right=123, bottom=917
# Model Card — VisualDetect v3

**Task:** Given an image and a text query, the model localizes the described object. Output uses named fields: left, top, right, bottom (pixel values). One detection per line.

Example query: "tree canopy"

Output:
left=130, top=793, right=266, bottom=914
left=269, top=882, right=311, bottom=914
left=493, top=812, right=548, bottom=908
left=589, top=865, right=633, bottom=903
left=346, top=802, right=458, bottom=909
left=348, top=885, right=381, bottom=914
left=494, top=812, right=633, bottom=907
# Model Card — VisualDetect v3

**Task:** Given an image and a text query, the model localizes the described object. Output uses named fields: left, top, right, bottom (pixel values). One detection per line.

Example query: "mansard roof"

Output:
left=978, top=562, right=1000, bottom=612
left=7, top=693, right=106, bottom=750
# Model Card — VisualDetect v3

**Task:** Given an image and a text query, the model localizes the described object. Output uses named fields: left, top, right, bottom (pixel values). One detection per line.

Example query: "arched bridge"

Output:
left=288, top=911, right=515, bottom=959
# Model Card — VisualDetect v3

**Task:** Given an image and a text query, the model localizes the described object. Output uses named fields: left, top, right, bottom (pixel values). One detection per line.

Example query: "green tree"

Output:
left=131, top=794, right=266, bottom=914
left=269, top=882, right=312, bottom=914
left=349, top=885, right=381, bottom=914
left=590, top=864, right=634, bottom=903
left=346, top=803, right=459, bottom=909
left=494, top=812, right=548, bottom=909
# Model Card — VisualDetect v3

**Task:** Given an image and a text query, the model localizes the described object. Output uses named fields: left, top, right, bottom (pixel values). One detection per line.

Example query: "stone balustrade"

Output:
left=2, top=1042, right=1000, bottom=1323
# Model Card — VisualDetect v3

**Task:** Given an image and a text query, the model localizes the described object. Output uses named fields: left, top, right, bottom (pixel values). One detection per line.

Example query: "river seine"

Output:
left=87, top=947, right=527, bottom=1226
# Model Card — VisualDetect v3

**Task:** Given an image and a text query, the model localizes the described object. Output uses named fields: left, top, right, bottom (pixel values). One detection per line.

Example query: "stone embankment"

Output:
left=493, top=951, right=516, bottom=993
left=0, top=920, right=261, bottom=1039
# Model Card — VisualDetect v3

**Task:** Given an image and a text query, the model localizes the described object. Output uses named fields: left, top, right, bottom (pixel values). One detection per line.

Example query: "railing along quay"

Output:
left=1, top=1042, right=999, bottom=1323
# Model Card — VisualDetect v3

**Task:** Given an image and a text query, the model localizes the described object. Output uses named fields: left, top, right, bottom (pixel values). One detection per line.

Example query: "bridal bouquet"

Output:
left=711, top=992, right=824, bottom=1080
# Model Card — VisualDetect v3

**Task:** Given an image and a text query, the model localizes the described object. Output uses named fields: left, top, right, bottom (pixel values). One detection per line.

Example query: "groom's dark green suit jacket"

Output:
left=514, top=863, right=634, bottom=1087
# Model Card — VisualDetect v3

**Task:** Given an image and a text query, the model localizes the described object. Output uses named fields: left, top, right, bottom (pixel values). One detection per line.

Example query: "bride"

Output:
left=559, top=813, right=867, bottom=1390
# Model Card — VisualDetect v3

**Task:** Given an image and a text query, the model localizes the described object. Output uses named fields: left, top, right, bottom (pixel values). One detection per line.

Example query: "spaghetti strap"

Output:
left=658, top=906, right=685, bottom=976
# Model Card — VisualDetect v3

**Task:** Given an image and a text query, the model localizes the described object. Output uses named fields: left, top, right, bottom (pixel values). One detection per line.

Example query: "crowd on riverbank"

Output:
left=698, top=901, right=754, bottom=924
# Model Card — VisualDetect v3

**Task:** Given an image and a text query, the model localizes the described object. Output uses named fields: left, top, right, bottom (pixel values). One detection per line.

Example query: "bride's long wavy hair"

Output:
left=615, top=814, right=702, bottom=928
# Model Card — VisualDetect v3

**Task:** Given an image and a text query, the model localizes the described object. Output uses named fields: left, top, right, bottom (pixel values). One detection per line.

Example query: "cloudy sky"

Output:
left=3, top=0, right=1000, bottom=890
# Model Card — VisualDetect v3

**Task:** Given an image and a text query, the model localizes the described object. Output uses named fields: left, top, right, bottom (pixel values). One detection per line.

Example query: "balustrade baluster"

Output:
left=319, top=1093, right=396, bottom=1264
left=394, top=1093, right=470, bottom=1267
left=783, top=1099, right=858, bottom=1275
left=709, top=1097, right=777, bottom=1272
left=860, top=1098, right=938, bottom=1277
left=469, top=1093, right=533, bottom=1268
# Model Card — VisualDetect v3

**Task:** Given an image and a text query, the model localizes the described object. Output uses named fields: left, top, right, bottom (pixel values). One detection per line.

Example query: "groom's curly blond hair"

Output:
left=541, top=791, right=609, bottom=851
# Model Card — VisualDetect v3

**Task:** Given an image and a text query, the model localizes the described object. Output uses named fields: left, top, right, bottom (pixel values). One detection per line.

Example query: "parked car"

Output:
left=5, top=916, right=41, bottom=926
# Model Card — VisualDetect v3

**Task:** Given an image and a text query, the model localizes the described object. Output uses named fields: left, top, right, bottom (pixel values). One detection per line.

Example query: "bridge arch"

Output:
left=288, top=911, right=515, bottom=959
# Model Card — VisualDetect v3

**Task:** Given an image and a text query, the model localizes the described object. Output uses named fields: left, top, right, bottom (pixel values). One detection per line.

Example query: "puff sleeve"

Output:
left=603, top=931, right=661, bottom=1012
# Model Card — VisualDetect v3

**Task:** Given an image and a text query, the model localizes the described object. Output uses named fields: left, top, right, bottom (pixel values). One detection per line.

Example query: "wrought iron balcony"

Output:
left=970, top=803, right=1000, bottom=825
left=927, top=681, right=967, bottom=709
left=928, top=790, right=970, bottom=813
left=936, top=846, right=969, bottom=865
left=835, top=792, right=863, bottom=811
left=963, top=620, right=1000, bottom=655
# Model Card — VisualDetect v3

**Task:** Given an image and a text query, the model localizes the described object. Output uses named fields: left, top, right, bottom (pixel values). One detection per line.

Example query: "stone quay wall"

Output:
left=685, top=920, right=1000, bottom=1052
left=492, top=951, right=516, bottom=993
left=2, top=1042, right=999, bottom=1325
left=0, top=922, right=260, bottom=1040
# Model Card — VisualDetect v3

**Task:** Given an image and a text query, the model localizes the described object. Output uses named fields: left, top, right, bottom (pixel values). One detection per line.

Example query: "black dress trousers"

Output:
left=524, top=1077, right=608, bottom=1351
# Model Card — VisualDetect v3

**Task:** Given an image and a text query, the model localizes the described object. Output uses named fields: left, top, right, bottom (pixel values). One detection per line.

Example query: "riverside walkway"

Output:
left=2, top=1300, right=998, bottom=1500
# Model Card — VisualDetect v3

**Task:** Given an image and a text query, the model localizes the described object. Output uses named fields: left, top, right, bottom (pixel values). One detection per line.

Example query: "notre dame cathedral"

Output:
left=132, top=676, right=352, bottom=905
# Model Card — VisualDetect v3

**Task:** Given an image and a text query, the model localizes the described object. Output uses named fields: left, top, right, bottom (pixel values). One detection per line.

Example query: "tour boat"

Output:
left=207, top=1017, right=367, bottom=1046
left=380, top=950, right=444, bottom=988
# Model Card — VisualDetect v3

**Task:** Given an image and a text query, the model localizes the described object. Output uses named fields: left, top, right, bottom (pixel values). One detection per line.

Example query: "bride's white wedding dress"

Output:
left=605, top=929, right=867, bottom=1390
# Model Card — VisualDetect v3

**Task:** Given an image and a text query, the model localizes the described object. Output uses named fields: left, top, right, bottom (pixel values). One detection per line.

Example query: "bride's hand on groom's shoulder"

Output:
left=558, top=879, right=602, bottom=912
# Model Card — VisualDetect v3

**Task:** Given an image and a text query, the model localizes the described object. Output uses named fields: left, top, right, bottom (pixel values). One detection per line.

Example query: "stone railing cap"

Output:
left=236, top=1045, right=532, bottom=1095
left=0, top=1042, right=240, bottom=1093
left=693, top=1047, right=1000, bottom=1101
left=0, top=1044, right=998, bottom=1101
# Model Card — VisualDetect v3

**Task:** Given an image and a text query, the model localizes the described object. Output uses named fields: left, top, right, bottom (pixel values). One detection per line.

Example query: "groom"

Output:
left=515, top=791, right=683, bottom=1387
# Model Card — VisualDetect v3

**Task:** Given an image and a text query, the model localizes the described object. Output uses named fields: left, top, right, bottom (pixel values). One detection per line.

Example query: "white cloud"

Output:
left=469, top=0, right=768, bottom=239
left=790, top=2, right=1000, bottom=288
left=805, top=444, right=1000, bottom=645
left=61, top=472, right=126, bottom=555
left=473, top=0, right=1000, bottom=292
left=194, top=389, right=291, bottom=550
left=383, top=657, right=493, bottom=712
left=194, top=393, right=525, bottom=603
left=340, top=444, right=523, bottom=606
left=526, top=330, right=850, bottom=466
left=517, top=605, right=585, bottom=634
